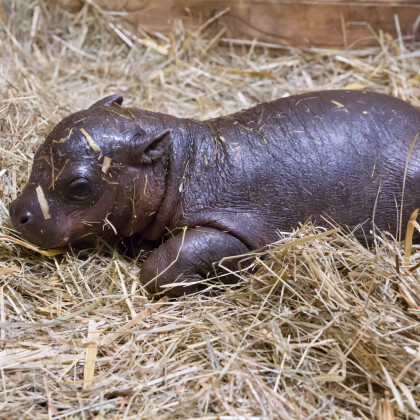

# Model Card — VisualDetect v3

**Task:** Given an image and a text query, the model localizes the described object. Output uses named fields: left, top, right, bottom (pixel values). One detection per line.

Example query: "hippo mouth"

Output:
left=10, top=218, right=100, bottom=249
left=9, top=198, right=97, bottom=249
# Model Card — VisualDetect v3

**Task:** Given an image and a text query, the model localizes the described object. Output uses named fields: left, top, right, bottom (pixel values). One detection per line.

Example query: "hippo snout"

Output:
left=9, top=191, right=70, bottom=249
left=9, top=196, right=44, bottom=245
left=9, top=200, right=34, bottom=228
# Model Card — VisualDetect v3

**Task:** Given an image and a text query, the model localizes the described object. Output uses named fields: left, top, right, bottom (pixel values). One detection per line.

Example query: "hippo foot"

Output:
left=139, top=227, right=249, bottom=297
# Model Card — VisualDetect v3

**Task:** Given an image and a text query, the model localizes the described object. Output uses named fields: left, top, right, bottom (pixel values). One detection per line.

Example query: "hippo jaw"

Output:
left=9, top=181, right=120, bottom=249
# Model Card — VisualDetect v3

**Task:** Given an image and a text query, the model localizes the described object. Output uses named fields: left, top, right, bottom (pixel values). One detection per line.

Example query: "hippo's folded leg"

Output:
left=140, top=227, right=249, bottom=297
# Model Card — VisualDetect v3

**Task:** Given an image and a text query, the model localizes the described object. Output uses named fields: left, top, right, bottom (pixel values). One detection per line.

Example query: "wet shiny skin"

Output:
left=9, top=91, right=420, bottom=296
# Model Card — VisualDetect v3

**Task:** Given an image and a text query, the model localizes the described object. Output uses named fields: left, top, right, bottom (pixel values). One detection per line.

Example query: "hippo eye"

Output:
left=69, top=178, right=92, bottom=200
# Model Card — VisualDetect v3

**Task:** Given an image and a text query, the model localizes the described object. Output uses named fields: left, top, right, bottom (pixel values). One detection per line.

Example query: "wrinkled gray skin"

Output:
left=9, top=91, right=420, bottom=296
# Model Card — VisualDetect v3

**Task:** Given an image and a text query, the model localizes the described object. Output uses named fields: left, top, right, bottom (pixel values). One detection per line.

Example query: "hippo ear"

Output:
left=131, top=129, right=171, bottom=165
left=90, top=94, right=123, bottom=108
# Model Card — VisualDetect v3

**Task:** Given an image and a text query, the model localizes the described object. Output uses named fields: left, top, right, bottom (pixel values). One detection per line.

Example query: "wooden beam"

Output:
left=59, top=0, right=420, bottom=48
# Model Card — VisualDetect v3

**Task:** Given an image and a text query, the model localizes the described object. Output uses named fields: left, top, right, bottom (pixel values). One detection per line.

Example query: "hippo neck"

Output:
left=132, top=109, right=211, bottom=240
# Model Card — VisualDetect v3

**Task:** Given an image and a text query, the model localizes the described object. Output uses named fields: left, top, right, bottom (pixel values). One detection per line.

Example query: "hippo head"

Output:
left=9, top=94, right=171, bottom=248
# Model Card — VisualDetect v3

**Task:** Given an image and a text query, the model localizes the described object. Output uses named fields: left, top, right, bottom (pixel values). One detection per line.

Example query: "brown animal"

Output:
left=9, top=91, right=420, bottom=296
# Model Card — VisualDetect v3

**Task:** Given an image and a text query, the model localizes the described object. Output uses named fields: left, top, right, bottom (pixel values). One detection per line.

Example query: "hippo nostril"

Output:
left=19, top=211, right=32, bottom=225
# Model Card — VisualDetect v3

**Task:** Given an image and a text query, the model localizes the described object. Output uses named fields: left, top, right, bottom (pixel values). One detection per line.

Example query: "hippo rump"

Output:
left=9, top=90, right=420, bottom=296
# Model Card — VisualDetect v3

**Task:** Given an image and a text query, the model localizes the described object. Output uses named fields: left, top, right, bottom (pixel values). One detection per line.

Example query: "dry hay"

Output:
left=0, top=1, right=420, bottom=419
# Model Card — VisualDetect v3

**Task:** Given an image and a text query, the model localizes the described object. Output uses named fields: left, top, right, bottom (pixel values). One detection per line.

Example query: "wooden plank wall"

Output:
left=60, top=0, right=420, bottom=48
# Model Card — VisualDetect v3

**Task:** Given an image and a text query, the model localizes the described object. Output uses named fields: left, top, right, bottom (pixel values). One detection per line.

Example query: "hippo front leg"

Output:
left=140, top=227, right=249, bottom=297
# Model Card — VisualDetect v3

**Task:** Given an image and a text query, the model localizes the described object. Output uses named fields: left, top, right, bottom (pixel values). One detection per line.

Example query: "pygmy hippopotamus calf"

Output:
left=9, top=90, right=420, bottom=296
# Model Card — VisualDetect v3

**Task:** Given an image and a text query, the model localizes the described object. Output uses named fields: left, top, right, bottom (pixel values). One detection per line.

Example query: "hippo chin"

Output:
left=9, top=91, right=420, bottom=296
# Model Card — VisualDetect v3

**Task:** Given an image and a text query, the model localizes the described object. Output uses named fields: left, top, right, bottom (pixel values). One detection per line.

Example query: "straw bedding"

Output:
left=0, top=1, right=419, bottom=418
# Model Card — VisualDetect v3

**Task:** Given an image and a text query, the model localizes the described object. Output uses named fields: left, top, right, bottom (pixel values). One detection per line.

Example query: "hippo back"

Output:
left=176, top=90, right=420, bottom=247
